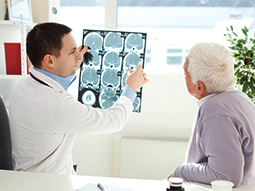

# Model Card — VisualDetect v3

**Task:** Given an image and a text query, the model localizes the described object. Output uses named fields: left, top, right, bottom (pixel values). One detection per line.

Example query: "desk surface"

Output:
left=0, top=170, right=254, bottom=191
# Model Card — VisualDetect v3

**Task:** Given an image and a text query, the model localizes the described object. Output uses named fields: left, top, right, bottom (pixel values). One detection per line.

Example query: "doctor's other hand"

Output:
left=75, top=45, right=89, bottom=70
left=126, top=63, right=149, bottom=92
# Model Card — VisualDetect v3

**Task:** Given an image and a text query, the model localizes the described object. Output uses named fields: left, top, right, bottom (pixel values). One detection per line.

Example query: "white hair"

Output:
left=188, top=42, right=234, bottom=93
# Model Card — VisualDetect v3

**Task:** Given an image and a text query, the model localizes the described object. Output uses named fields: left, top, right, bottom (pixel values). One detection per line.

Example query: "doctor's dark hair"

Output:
left=26, top=22, right=72, bottom=68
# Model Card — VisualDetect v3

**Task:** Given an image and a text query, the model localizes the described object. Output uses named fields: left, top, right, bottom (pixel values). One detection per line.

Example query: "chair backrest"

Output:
left=0, top=97, right=13, bottom=170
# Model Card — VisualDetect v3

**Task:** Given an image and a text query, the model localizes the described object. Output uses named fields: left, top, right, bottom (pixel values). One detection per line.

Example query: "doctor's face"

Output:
left=52, top=33, right=82, bottom=77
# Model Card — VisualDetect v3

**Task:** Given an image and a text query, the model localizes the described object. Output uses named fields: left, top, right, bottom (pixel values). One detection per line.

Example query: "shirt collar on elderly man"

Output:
left=197, top=85, right=235, bottom=108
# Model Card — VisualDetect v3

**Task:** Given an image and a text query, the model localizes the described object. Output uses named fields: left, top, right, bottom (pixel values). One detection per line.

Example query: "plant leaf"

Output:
left=243, top=83, right=249, bottom=93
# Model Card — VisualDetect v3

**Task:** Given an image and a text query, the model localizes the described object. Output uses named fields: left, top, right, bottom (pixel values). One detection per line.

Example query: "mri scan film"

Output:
left=78, top=29, right=147, bottom=112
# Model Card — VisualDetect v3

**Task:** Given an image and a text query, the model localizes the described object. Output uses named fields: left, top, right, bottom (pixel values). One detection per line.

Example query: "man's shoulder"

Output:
left=205, top=89, right=241, bottom=104
left=199, top=89, right=254, bottom=119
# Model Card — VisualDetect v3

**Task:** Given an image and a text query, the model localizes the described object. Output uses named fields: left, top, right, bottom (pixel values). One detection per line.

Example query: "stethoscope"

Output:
left=30, top=73, right=63, bottom=93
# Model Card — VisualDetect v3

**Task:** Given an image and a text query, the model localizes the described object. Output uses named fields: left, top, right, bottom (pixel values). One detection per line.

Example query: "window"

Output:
left=165, top=47, right=188, bottom=66
left=60, top=0, right=255, bottom=71
left=116, top=0, right=255, bottom=71
left=60, top=0, right=105, bottom=43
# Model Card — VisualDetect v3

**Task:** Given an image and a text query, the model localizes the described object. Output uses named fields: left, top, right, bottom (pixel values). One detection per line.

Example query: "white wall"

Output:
left=114, top=136, right=188, bottom=180
left=0, top=1, right=6, bottom=20
left=68, top=71, right=198, bottom=177
left=0, top=79, right=19, bottom=102
left=0, top=2, right=24, bottom=104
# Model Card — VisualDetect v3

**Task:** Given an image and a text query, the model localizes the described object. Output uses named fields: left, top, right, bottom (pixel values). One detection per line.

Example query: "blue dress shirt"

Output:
left=33, top=67, right=136, bottom=102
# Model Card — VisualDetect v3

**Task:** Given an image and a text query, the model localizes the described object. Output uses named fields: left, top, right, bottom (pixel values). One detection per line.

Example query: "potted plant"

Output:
left=224, top=26, right=255, bottom=102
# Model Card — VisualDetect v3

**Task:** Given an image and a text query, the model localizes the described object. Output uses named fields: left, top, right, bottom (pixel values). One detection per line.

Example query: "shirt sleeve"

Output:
left=51, top=92, right=134, bottom=135
left=121, top=86, right=136, bottom=103
left=174, top=115, right=244, bottom=186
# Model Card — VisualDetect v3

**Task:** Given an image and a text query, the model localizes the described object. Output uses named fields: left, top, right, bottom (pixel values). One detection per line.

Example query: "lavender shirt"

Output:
left=175, top=88, right=255, bottom=186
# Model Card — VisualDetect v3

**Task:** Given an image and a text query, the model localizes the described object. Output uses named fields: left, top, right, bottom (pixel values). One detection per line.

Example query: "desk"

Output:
left=0, top=170, right=254, bottom=191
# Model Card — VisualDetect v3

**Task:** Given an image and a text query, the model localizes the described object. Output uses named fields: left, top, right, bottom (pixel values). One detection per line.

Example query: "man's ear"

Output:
left=196, top=81, right=211, bottom=99
left=196, top=81, right=205, bottom=95
left=43, top=54, right=54, bottom=68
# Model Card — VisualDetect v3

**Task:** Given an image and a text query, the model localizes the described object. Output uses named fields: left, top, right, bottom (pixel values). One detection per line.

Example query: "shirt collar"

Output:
left=33, top=67, right=77, bottom=91
left=197, top=85, right=235, bottom=107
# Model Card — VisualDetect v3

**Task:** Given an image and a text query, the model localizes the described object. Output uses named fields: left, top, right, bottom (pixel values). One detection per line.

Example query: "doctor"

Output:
left=9, top=22, right=149, bottom=175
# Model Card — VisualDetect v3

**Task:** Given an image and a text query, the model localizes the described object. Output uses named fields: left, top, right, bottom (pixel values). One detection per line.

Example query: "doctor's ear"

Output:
left=43, top=54, right=54, bottom=68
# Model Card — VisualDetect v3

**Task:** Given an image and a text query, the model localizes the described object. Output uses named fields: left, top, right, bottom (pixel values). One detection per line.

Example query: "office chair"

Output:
left=0, top=97, right=13, bottom=170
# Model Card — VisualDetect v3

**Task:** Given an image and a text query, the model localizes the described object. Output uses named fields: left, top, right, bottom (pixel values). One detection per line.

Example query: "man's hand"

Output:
left=167, top=171, right=175, bottom=180
left=76, top=45, right=89, bottom=71
left=126, top=62, right=149, bottom=92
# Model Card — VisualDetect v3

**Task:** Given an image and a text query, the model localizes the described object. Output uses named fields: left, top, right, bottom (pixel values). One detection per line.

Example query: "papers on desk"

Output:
left=76, top=183, right=139, bottom=191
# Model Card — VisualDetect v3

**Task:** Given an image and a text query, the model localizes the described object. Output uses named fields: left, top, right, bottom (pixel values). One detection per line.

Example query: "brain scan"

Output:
left=104, top=32, right=123, bottom=50
left=82, top=90, right=96, bottom=106
left=88, top=50, right=100, bottom=67
left=84, top=32, right=103, bottom=50
left=103, top=51, right=121, bottom=68
left=133, top=96, right=141, bottom=112
left=99, top=88, right=118, bottom=109
left=126, top=34, right=144, bottom=51
left=81, top=67, right=99, bottom=87
left=78, top=29, right=147, bottom=113
left=101, top=68, right=120, bottom=88
left=124, top=53, right=140, bottom=69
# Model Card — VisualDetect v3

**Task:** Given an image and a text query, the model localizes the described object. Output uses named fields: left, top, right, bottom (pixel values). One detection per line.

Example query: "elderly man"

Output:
left=168, top=42, right=255, bottom=186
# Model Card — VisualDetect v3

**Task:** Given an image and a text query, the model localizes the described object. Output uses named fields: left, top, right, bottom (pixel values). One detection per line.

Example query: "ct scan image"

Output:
left=78, top=29, right=147, bottom=113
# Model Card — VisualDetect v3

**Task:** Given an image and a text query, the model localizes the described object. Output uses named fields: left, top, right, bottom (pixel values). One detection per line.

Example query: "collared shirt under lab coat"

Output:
left=9, top=67, right=134, bottom=174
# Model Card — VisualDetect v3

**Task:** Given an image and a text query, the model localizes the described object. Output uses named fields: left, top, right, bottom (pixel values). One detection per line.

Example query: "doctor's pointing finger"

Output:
left=126, top=62, right=149, bottom=92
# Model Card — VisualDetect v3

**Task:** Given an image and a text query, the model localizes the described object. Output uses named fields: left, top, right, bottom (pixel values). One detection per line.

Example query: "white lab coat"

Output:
left=9, top=67, right=133, bottom=174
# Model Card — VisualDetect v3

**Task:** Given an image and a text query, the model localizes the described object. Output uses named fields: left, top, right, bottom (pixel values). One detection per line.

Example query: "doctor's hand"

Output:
left=125, top=62, right=149, bottom=92
left=76, top=45, right=90, bottom=71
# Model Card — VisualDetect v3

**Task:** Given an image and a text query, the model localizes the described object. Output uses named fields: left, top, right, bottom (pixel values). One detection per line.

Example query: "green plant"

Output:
left=224, top=25, right=255, bottom=102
